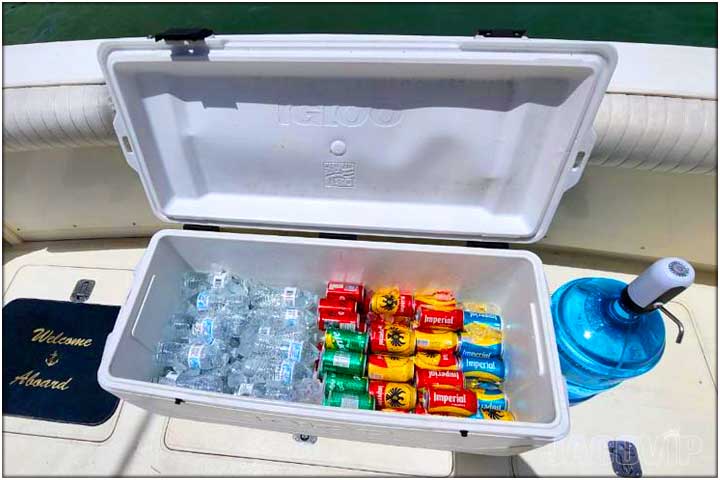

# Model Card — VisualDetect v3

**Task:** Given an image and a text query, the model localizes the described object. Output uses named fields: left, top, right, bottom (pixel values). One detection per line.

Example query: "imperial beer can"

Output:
left=324, top=328, right=368, bottom=353
left=472, top=385, right=508, bottom=411
left=367, top=354, right=415, bottom=382
left=323, top=391, right=375, bottom=410
left=423, top=387, right=478, bottom=417
left=369, top=322, right=415, bottom=356
left=415, top=368, right=464, bottom=390
left=323, top=372, right=369, bottom=396
left=460, top=355, right=505, bottom=383
left=318, top=297, right=358, bottom=317
left=415, top=330, right=459, bottom=352
left=415, top=306, right=464, bottom=331
left=459, top=326, right=503, bottom=359
left=463, top=310, right=502, bottom=330
left=414, top=349, right=459, bottom=371
left=368, top=381, right=417, bottom=410
left=326, top=282, right=365, bottom=303
left=317, top=310, right=360, bottom=331
left=320, top=349, right=367, bottom=377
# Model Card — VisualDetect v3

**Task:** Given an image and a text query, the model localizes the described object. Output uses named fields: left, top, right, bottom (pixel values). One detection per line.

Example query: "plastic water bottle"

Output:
left=187, top=316, right=245, bottom=344
left=155, top=341, right=229, bottom=372
left=293, top=377, right=324, bottom=404
left=551, top=257, right=694, bottom=404
left=251, top=285, right=319, bottom=311
left=176, top=369, right=225, bottom=393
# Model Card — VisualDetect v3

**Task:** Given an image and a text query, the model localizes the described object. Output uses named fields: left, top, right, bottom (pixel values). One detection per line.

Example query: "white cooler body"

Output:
left=99, top=229, right=568, bottom=454
left=96, top=34, right=616, bottom=455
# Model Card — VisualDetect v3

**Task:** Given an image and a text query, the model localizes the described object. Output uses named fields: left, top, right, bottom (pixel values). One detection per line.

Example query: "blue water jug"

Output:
left=551, top=257, right=694, bottom=404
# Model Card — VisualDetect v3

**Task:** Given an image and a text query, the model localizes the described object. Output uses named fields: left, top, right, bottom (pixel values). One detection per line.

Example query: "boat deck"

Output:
left=2, top=238, right=716, bottom=476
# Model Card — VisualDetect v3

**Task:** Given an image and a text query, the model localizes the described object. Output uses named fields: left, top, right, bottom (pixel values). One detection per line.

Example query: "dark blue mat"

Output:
left=3, top=298, right=121, bottom=426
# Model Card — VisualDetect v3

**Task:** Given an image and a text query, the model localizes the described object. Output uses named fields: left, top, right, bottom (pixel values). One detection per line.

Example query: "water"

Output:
left=551, top=277, right=666, bottom=404
left=154, top=266, right=323, bottom=404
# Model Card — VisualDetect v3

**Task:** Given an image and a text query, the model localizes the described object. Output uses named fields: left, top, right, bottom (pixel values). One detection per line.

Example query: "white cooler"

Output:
left=96, top=33, right=616, bottom=455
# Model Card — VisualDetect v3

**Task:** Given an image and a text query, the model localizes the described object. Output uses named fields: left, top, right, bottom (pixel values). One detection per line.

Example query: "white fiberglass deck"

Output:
left=2, top=238, right=716, bottom=476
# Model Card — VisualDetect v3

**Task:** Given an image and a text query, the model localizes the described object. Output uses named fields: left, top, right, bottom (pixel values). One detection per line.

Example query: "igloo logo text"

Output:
left=278, top=105, right=402, bottom=128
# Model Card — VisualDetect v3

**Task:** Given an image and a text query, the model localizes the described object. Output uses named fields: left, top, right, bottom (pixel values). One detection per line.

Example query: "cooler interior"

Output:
left=108, top=232, right=560, bottom=425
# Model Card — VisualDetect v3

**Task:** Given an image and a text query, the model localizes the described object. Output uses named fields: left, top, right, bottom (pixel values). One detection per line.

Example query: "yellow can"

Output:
left=369, top=381, right=417, bottom=410
left=367, top=354, right=415, bottom=382
left=415, top=330, right=459, bottom=352
left=414, top=350, right=459, bottom=371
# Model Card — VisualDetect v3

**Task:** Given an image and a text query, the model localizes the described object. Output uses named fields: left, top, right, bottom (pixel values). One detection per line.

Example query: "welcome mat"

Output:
left=3, top=298, right=121, bottom=425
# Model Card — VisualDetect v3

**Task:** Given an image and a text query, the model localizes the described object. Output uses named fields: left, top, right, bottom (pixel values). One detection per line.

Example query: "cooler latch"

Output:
left=153, top=28, right=214, bottom=42
left=476, top=29, right=527, bottom=38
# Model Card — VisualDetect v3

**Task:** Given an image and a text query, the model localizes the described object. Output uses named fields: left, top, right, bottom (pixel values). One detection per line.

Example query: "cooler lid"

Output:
left=99, top=34, right=616, bottom=242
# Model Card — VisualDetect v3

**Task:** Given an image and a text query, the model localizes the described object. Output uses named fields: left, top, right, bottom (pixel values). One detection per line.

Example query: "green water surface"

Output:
left=2, top=3, right=717, bottom=47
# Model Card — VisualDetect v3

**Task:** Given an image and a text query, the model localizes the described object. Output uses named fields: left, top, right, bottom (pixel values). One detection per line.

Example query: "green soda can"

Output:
left=323, top=372, right=369, bottom=397
left=325, top=328, right=368, bottom=353
left=320, top=349, right=367, bottom=377
left=323, top=391, right=375, bottom=410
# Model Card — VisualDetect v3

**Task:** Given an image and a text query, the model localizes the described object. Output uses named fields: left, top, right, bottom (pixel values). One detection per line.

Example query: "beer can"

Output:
left=326, top=281, right=364, bottom=303
left=415, top=306, right=463, bottom=331
left=324, top=328, right=368, bottom=353
left=320, top=349, right=367, bottom=377
left=423, top=387, right=478, bottom=417
left=415, top=368, right=464, bottom=390
left=413, top=288, right=457, bottom=311
left=367, top=312, right=411, bottom=328
left=323, top=391, right=375, bottom=410
left=463, top=310, right=502, bottom=330
left=460, top=355, right=505, bottom=383
left=370, top=288, right=415, bottom=317
left=414, top=349, right=459, bottom=371
left=459, top=326, right=503, bottom=359
left=318, top=297, right=358, bottom=317
left=369, top=322, right=415, bottom=356
left=464, top=378, right=500, bottom=391
left=463, top=302, right=502, bottom=316
left=415, top=330, right=459, bottom=352
left=473, top=409, right=515, bottom=421
left=367, top=354, right=414, bottom=382
left=323, top=372, right=369, bottom=396
left=472, top=385, right=508, bottom=411
left=318, top=310, right=360, bottom=331
left=368, top=381, right=417, bottom=410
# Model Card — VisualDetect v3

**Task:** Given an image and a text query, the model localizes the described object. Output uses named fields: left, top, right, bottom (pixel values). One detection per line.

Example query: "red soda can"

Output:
left=318, top=298, right=357, bottom=317
left=396, top=294, right=415, bottom=317
left=360, top=291, right=373, bottom=315
left=326, top=281, right=364, bottom=303
left=318, top=310, right=360, bottom=331
left=415, top=368, right=464, bottom=390
left=415, top=306, right=463, bottom=332
left=423, top=387, right=478, bottom=417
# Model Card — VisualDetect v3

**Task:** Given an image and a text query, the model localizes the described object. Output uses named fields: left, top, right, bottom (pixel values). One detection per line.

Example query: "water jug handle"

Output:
left=653, top=303, right=684, bottom=344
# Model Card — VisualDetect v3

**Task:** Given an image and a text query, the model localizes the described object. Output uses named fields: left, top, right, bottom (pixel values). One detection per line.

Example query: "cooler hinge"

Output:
left=476, top=29, right=527, bottom=38
left=183, top=224, right=220, bottom=232
left=466, top=241, right=510, bottom=249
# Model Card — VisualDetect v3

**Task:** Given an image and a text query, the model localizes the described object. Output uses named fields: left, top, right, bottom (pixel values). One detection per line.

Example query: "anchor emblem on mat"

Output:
left=45, top=350, right=60, bottom=367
